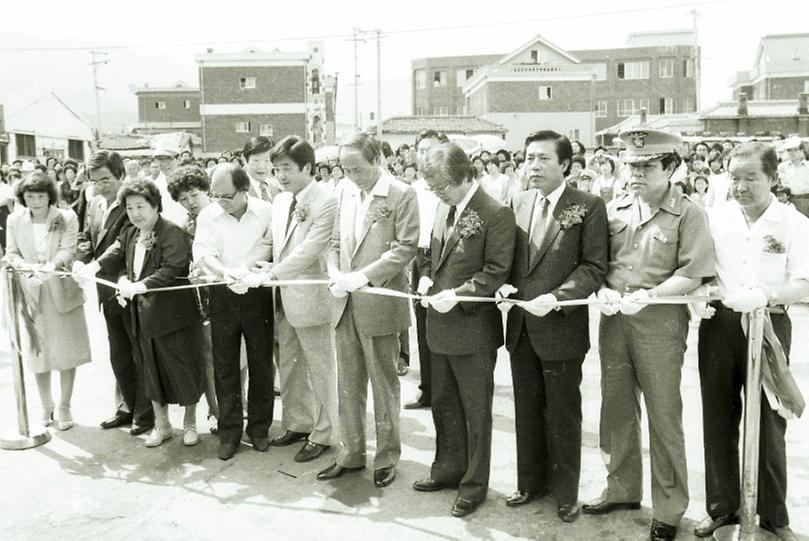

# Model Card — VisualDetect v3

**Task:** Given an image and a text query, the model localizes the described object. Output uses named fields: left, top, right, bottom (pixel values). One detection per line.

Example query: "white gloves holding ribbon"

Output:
left=117, top=276, right=147, bottom=300
left=72, top=260, right=101, bottom=287
left=495, top=284, right=518, bottom=314
left=724, top=287, right=768, bottom=313
left=415, top=277, right=457, bottom=313
left=328, top=271, right=369, bottom=299
left=417, top=277, right=434, bottom=308
left=597, top=288, right=652, bottom=315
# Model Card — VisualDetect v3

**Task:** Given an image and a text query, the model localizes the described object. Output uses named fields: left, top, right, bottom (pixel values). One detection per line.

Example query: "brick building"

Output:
left=411, top=54, right=503, bottom=116
left=730, top=34, right=809, bottom=100
left=700, top=92, right=809, bottom=137
left=411, top=31, right=698, bottom=148
left=131, top=82, right=201, bottom=137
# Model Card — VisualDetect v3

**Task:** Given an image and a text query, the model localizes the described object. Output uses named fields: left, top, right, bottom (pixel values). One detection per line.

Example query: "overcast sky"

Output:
left=2, top=0, right=808, bottom=131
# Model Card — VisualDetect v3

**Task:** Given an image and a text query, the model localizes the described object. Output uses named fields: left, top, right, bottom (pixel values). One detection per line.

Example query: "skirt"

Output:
left=22, top=286, right=91, bottom=374
left=139, top=322, right=206, bottom=406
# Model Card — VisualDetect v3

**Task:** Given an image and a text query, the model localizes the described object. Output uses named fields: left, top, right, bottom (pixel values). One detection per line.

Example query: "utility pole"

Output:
left=690, top=9, right=701, bottom=112
left=89, top=51, right=109, bottom=139
left=376, top=29, right=382, bottom=138
left=351, top=27, right=362, bottom=132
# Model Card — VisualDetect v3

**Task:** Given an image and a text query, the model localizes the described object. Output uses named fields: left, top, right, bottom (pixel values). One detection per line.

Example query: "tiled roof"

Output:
left=380, top=116, right=506, bottom=134
left=98, top=134, right=152, bottom=150
left=595, top=113, right=702, bottom=136
left=700, top=99, right=801, bottom=119
left=760, top=33, right=809, bottom=64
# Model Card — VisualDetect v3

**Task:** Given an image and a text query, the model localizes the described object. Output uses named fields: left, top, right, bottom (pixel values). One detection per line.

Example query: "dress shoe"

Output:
left=374, top=466, right=396, bottom=487
left=316, top=463, right=365, bottom=481
left=183, top=425, right=199, bottom=446
left=218, top=441, right=239, bottom=461
left=250, top=436, right=270, bottom=452
left=693, top=513, right=739, bottom=537
left=54, top=406, right=74, bottom=431
left=295, top=442, right=329, bottom=463
left=130, top=423, right=154, bottom=436
left=271, top=430, right=309, bottom=447
left=396, top=358, right=409, bottom=376
left=145, top=425, right=173, bottom=447
left=403, top=399, right=430, bottom=410
left=451, top=497, right=481, bottom=518
left=100, top=412, right=132, bottom=429
left=558, top=504, right=581, bottom=523
left=650, top=519, right=677, bottom=541
left=761, top=521, right=798, bottom=541
left=207, top=414, right=218, bottom=435
left=505, top=490, right=546, bottom=507
left=582, top=496, right=641, bottom=515
left=413, top=478, right=457, bottom=492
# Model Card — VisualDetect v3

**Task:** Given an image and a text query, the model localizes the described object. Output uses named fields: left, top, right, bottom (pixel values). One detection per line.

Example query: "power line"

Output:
left=0, top=0, right=729, bottom=53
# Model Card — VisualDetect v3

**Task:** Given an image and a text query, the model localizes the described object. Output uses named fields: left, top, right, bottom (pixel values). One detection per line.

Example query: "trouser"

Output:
left=698, top=305, right=790, bottom=527
left=103, top=303, right=153, bottom=427
left=335, top=299, right=401, bottom=469
left=430, top=349, right=497, bottom=504
left=209, top=286, right=274, bottom=445
left=510, top=325, right=583, bottom=505
left=277, top=313, right=337, bottom=446
left=412, top=255, right=431, bottom=403
left=598, top=305, right=690, bottom=526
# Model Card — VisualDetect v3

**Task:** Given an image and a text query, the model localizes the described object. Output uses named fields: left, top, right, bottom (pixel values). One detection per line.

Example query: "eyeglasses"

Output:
left=211, top=192, right=240, bottom=201
left=426, top=183, right=450, bottom=195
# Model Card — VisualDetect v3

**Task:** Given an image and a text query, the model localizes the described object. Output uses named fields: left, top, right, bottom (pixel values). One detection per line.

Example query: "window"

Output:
left=568, top=129, right=580, bottom=141
left=415, top=70, right=426, bottom=90
left=804, top=80, right=809, bottom=92
left=456, top=105, right=465, bottom=115
left=530, top=50, right=538, bottom=63
left=658, top=58, right=674, bottom=78
left=239, top=77, right=256, bottom=89
left=433, top=106, right=449, bottom=116
left=183, top=99, right=191, bottom=109
left=235, top=121, right=251, bottom=133
left=433, top=70, right=447, bottom=87
left=155, top=101, right=166, bottom=109
left=659, top=97, right=674, bottom=114
left=456, top=68, right=475, bottom=87
left=259, top=124, right=273, bottom=137
left=595, top=100, right=608, bottom=118
left=682, top=96, right=695, bottom=113
left=15, top=133, right=36, bottom=157
left=617, top=61, right=650, bottom=80
left=68, top=139, right=84, bottom=161
left=538, top=86, right=552, bottom=100
left=683, top=59, right=694, bottom=78
left=639, top=98, right=650, bottom=113
left=617, top=99, right=636, bottom=117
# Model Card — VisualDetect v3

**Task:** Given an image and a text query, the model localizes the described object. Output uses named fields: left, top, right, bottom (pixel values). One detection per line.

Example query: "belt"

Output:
left=712, top=301, right=787, bottom=315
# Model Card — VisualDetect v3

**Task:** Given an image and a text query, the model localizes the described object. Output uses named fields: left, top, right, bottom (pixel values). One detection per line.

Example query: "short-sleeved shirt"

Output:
left=708, top=196, right=809, bottom=298
left=192, top=195, right=273, bottom=268
left=605, top=186, right=715, bottom=292
left=778, top=160, right=809, bottom=195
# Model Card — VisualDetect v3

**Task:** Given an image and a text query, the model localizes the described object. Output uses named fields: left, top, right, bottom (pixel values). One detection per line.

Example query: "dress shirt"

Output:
left=412, top=178, right=441, bottom=248
left=153, top=172, right=188, bottom=226
left=529, top=181, right=566, bottom=234
left=706, top=172, right=731, bottom=207
left=353, top=169, right=392, bottom=240
left=100, top=198, right=119, bottom=229
left=708, top=196, right=809, bottom=297
left=193, top=196, right=273, bottom=268
left=133, top=238, right=147, bottom=280
left=448, top=180, right=480, bottom=229
left=778, top=161, right=809, bottom=195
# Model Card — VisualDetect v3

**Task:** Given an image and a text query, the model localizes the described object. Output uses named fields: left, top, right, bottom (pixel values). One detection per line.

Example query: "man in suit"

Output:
left=244, top=135, right=338, bottom=463
left=411, top=142, right=516, bottom=517
left=75, top=150, right=154, bottom=435
left=496, top=130, right=609, bottom=523
left=243, top=136, right=282, bottom=202
left=317, top=133, right=419, bottom=488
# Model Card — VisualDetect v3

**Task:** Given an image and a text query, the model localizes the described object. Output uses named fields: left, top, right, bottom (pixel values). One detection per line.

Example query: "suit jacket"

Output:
left=97, top=216, right=200, bottom=338
left=421, top=185, right=516, bottom=356
left=505, top=185, right=609, bottom=360
left=3, top=206, right=85, bottom=314
left=76, top=194, right=133, bottom=311
left=271, top=181, right=336, bottom=328
left=328, top=171, right=419, bottom=336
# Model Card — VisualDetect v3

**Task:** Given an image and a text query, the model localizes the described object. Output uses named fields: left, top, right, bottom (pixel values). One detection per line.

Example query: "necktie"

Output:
left=443, top=205, right=457, bottom=244
left=260, top=180, right=271, bottom=202
left=286, top=197, right=297, bottom=234
left=529, top=197, right=550, bottom=267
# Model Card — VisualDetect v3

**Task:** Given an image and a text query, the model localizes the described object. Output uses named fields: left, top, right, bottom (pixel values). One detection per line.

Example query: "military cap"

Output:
left=619, top=129, right=682, bottom=164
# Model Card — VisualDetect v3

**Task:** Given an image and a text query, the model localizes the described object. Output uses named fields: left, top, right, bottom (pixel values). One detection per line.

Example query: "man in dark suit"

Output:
left=411, top=142, right=516, bottom=517
left=75, top=150, right=154, bottom=435
left=497, top=131, right=608, bottom=523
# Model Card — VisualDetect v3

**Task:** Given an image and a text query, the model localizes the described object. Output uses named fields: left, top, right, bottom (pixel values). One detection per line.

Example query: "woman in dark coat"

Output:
left=95, top=179, right=206, bottom=448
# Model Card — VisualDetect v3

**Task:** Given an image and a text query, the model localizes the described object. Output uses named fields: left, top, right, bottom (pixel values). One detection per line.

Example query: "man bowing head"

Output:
left=412, top=142, right=516, bottom=518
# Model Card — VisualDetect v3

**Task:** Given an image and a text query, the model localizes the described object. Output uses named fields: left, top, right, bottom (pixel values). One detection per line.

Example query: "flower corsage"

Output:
left=763, top=235, right=785, bottom=254
left=456, top=209, right=484, bottom=239
left=558, top=203, right=587, bottom=230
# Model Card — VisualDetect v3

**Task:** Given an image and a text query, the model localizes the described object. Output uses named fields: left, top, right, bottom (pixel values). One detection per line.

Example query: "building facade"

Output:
left=411, top=54, right=503, bottom=116
left=700, top=92, right=809, bottom=137
left=379, top=115, right=506, bottom=149
left=730, top=34, right=809, bottom=101
left=131, top=82, right=202, bottom=137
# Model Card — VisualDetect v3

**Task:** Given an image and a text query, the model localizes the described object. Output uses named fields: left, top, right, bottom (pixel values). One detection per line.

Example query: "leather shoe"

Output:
left=403, top=398, right=430, bottom=410
left=218, top=441, right=239, bottom=461
left=294, top=442, right=329, bottom=463
left=250, top=436, right=270, bottom=452
left=100, top=412, right=132, bottom=429
left=451, top=497, right=481, bottom=518
left=129, top=423, right=153, bottom=436
left=760, top=521, right=797, bottom=541
left=505, top=489, right=546, bottom=507
left=413, top=478, right=457, bottom=492
left=693, top=513, right=739, bottom=537
left=373, top=466, right=395, bottom=487
left=582, top=497, right=641, bottom=515
left=650, top=519, right=677, bottom=541
left=558, top=503, right=581, bottom=523
left=271, top=430, right=309, bottom=447
left=316, top=463, right=365, bottom=481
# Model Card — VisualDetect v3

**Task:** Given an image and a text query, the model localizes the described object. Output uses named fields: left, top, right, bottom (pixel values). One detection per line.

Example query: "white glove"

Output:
left=240, top=272, right=268, bottom=289
left=329, top=283, right=348, bottom=298
left=724, top=287, right=768, bottom=313
left=620, top=289, right=650, bottom=315
left=519, top=293, right=558, bottom=317
left=73, top=260, right=100, bottom=286
left=495, top=284, right=518, bottom=314
left=690, top=302, right=716, bottom=319
left=227, top=281, right=249, bottom=295
left=597, top=288, right=622, bottom=316
left=251, top=261, right=273, bottom=273
left=429, top=289, right=459, bottom=314
left=119, top=280, right=147, bottom=300
left=416, top=276, right=433, bottom=295
left=37, top=261, right=56, bottom=274
left=224, top=266, right=249, bottom=282
left=334, top=271, right=369, bottom=293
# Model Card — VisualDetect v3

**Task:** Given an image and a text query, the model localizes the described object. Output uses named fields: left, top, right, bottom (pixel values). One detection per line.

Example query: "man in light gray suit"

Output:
left=246, top=136, right=338, bottom=463
left=316, top=133, right=420, bottom=488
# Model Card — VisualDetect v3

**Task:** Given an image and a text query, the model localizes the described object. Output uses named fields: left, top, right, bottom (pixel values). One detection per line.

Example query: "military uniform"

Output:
left=596, top=130, right=715, bottom=528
